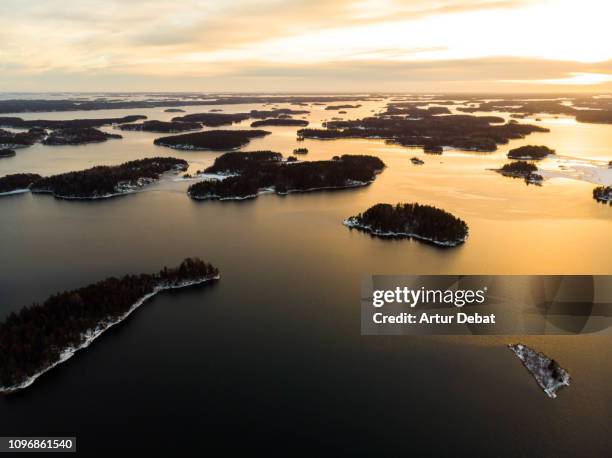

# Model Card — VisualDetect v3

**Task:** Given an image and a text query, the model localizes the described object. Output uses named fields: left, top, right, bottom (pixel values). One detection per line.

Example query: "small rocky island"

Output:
left=187, top=152, right=385, bottom=200
left=507, top=145, right=555, bottom=160
left=0, top=148, right=16, bottom=158
left=0, top=258, right=219, bottom=394
left=42, top=127, right=122, bottom=145
left=495, top=161, right=543, bottom=185
left=593, top=185, right=612, bottom=203
left=293, top=147, right=308, bottom=154
left=117, top=120, right=201, bottom=133
left=343, top=202, right=468, bottom=247
left=31, top=157, right=187, bottom=199
left=0, top=173, right=42, bottom=196
left=250, top=118, right=309, bottom=127
left=410, top=157, right=424, bottom=165
left=509, top=343, right=570, bottom=398
left=154, top=130, right=270, bottom=151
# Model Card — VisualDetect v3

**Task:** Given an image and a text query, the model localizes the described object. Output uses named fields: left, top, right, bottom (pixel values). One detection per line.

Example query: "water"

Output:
left=0, top=96, right=611, bottom=455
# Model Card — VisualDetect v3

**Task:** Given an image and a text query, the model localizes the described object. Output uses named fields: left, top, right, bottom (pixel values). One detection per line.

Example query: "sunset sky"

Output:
left=2, top=0, right=611, bottom=92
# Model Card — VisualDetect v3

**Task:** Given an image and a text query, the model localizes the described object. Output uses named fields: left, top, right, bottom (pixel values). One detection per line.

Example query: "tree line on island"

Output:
left=29, top=157, right=187, bottom=199
left=0, top=258, right=219, bottom=391
left=344, top=202, right=469, bottom=247
left=187, top=151, right=385, bottom=200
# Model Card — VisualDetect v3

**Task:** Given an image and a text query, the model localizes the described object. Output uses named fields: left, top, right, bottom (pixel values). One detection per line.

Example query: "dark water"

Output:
left=0, top=98, right=611, bottom=455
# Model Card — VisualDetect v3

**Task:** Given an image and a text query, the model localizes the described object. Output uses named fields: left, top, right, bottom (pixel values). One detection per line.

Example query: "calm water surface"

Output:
left=0, top=97, right=610, bottom=455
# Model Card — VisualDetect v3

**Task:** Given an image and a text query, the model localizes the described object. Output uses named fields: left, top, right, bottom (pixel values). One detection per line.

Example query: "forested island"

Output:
left=297, top=113, right=547, bottom=153
left=593, top=186, right=612, bottom=203
left=42, top=127, right=122, bottom=145
left=250, top=118, right=309, bottom=127
left=325, top=104, right=362, bottom=110
left=509, top=344, right=570, bottom=398
left=249, top=108, right=310, bottom=118
left=0, top=148, right=16, bottom=158
left=0, top=115, right=146, bottom=130
left=117, top=120, right=202, bottom=133
left=188, top=152, right=385, bottom=200
left=343, top=202, right=468, bottom=247
left=31, top=157, right=187, bottom=199
left=507, top=145, right=555, bottom=160
left=0, top=258, right=219, bottom=393
left=170, top=113, right=250, bottom=126
left=495, top=161, right=543, bottom=185
left=164, top=108, right=185, bottom=112
left=154, top=130, right=270, bottom=151
left=293, top=148, right=308, bottom=154
left=0, top=173, right=42, bottom=195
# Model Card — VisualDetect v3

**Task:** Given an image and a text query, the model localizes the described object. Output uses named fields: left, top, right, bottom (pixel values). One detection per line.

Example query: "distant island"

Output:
left=0, top=173, right=42, bottom=196
left=164, top=108, right=185, bottom=113
left=42, top=127, right=122, bottom=145
left=0, top=115, right=146, bottom=130
left=154, top=130, right=271, bottom=151
left=507, top=145, right=555, bottom=160
left=188, top=152, right=385, bottom=200
left=0, top=258, right=219, bottom=394
left=31, top=157, right=187, bottom=199
left=293, top=147, right=308, bottom=154
left=0, top=148, right=16, bottom=158
left=325, top=104, right=362, bottom=110
left=170, top=113, right=250, bottom=126
left=297, top=113, right=548, bottom=153
left=495, top=161, right=543, bottom=185
left=117, top=120, right=201, bottom=133
left=0, top=96, right=370, bottom=114
left=509, top=343, right=570, bottom=398
left=250, top=118, right=309, bottom=127
left=343, top=202, right=468, bottom=247
left=593, top=186, right=612, bottom=203
left=249, top=108, right=309, bottom=118
left=410, top=157, right=424, bottom=165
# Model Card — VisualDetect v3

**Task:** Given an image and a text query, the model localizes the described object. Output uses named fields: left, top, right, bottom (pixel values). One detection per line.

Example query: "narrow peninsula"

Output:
left=0, top=173, right=42, bottom=196
left=31, top=157, right=187, bottom=199
left=343, top=202, right=468, bottom=247
left=0, top=258, right=219, bottom=394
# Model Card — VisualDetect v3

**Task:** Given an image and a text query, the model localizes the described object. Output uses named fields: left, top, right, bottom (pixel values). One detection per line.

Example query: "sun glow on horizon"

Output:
left=0, top=0, right=611, bottom=91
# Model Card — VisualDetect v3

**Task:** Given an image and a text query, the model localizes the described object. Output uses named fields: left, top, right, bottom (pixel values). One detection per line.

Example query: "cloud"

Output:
left=0, top=0, right=610, bottom=91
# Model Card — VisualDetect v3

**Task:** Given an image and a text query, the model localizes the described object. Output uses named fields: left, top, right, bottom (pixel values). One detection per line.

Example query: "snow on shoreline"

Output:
left=0, top=275, right=220, bottom=395
left=540, top=157, right=612, bottom=186
left=343, top=217, right=467, bottom=247
left=0, top=188, right=29, bottom=197
left=509, top=343, right=570, bottom=398
left=188, top=180, right=373, bottom=201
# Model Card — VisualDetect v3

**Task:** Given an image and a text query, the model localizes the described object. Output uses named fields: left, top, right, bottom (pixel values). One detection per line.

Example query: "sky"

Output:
left=1, top=0, right=611, bottom=92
